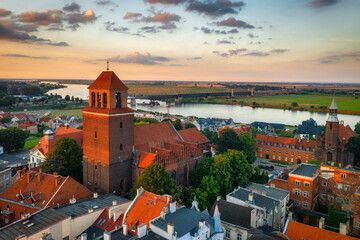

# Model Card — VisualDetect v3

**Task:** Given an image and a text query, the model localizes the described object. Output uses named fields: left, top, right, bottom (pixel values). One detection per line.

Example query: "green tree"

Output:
left=355, top=121, right=360, bottom=135
left=71, top=96, right=74, bottom=102
left=348, top=135, right=360, bottom=166
left=185, top=122, right=196, bottom=129
left=237, top=133, right=257, bottom=164
left=79, top=98, right=83, bottom=104
left=65, top=95, right=70, bottom=101
left=40, top=137, right=83, bottom=182
left=278, top=130, right=294, bottom=138
left=251, top=126, right=261, bottom=138
left=195, top=175, right=220, bottom=210
left=201, top=128, right=218, bottom=144
left=131, top=163, right=176, bottom=199
left=0, top=116, right=11, bottom=124
left=216, top=129, right=240, bottom=153
left=0, top=127, right=29, bottom=152
left=172, top=119, right=183, bottom=130
left=191, top=156, right=214, bottom=187
left=211, top=155, right=233, bottom=196
left=291, top=102, right=298, bottom=107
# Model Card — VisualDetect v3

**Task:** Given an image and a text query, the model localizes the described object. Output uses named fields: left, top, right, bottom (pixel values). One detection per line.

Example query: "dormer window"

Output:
left=261, top=141, right=265, bottom=145
left=286, top=144, right=290, bottom=148
left=274, top=142, right=277, bottom=147
left=292, top=145, right=296, bottom=149
left=267, top=141, right=271, bottom=146
left=306, top=147, right=310, bottom=151
left=279, top=143, right=283, bottom=147
left=299, top=146, right=303, bottom=150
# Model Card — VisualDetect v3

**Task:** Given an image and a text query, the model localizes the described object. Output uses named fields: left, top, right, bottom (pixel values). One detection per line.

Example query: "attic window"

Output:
left=97, top=218, right=106, bottom=227
left=299, top=146, right=303, bottom=150
left=274, top=142, right=277, bottom=147
left=279, top=143, right=283, bottom=147
left=292, top=145, right=295, bottom=149
left=286, top=144, right=290, bottom=148
left=267, top=141, right=271, bottom=146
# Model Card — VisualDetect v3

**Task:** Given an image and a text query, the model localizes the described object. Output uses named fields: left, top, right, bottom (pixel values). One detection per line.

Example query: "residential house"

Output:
left=193, top=118, right=234, bottom=132
left=29, top=125, right=83, bottom=167
left=18, top=120, right=38, bottom=134
left=210, top=198, right=259, bottom=240
left=0, top=170, right=92, bottom=226
left=251, top=122, right=285, bottom=134
left=255, top=135, right=316, bottom=164
left=38, top=116, right=52, bottom=128
left=267, top=164, right=320, bottom=210
left=0, top=146, right=28, bottom=170
left=0, top=124, right=7, bottom=130
left=218, top=124, right=253, bottom=138
left=226, top=187, right=283, bottom=230
left=297, top=118, right=322, bottom=139
left=0, top=166, right=12, bottom=193
left=150, top=200, right=224, bottom=240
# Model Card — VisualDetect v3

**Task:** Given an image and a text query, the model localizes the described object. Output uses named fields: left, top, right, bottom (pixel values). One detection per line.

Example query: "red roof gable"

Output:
left=339, top=124, right=356, bottom=144
left=93, top=208, right=124, bottom=232
left=39, top=117, right=51, bottom=122
left=19, top=120, right=37, bottom=128
left=134, top=121, right=182, bottom=149
left=138, top=151, right=157, bottom=168
left=126, top=190, right=168, bottom=233
left=178, top=127, right=209, bottom=145
left=88, top=71, right=129, bottom=90
left=285, top=220, right=358, bottom=240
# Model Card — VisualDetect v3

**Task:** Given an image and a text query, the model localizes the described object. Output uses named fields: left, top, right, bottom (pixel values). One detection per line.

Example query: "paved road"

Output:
left=253, top=158, right=297, bottom=178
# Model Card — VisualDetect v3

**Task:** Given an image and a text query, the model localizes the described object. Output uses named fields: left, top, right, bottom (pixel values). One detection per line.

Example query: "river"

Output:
left=46, top=83, right=359, bottom=128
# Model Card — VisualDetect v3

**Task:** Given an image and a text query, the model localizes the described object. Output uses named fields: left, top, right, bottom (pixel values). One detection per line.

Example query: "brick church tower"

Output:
left=324, top=97, right=339, bottom=163
left=82, top=71, right=134, bottom=195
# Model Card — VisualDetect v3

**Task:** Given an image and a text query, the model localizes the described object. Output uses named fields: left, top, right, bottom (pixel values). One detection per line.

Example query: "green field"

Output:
left=24, top=137, right=41, bottom=149
left=184, top=94, right=360, bottom=114
left=49, top=107, right=83, bottom=118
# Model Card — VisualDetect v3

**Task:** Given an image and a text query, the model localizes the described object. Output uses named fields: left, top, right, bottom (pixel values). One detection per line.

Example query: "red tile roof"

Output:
left=178, top=127, right=209, bottom=145
left=256, top=134, right=315, bottom=150
left=134, top=121, right=182, bottom=148
left=93, top=208, right=124, bottom=232
left=339, top=124, right=356, bottom=144
left=88, top=71, right=129, bottom=90
left=0, top=113, right=13, bottom=118
left=126, top=190, right=168, bottom=233
left=39, top=117, right=51, bottom=122
left=285, top=220, right=358, bottom=240
left=18, top=120, right=37, bottom=128
left=0, top=170, right=91, bottom=208
left=138, top=151, right=157, bottom=168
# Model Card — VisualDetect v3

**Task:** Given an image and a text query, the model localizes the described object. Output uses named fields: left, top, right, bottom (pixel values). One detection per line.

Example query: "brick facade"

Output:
left=256, top=135, right=316, bottom=164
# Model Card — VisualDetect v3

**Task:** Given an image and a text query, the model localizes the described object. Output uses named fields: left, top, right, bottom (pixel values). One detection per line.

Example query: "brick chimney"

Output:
left=54, top=175, right=59, bottom=187
left=38, top=173, right=42, bottom=182
left=17, top=170, right=22, bottom=179
left=26, top=173, right=30, bottom=183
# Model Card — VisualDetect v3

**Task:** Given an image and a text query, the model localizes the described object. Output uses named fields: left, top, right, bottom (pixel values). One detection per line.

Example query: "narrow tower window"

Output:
left=95, top=131, right=97, bottom=139
left=116, top=93, right=121, bottom=108
left=103, top=93, right=107, bottom=108
left=120, top=122, right=123, bottom=129
left=330, top=123, right=332, bottom=130
left=120, top=144, right=123, bottom=152
left=91, top=92, right=95, bottom=107
left=97, top=92, right=101, bottom=108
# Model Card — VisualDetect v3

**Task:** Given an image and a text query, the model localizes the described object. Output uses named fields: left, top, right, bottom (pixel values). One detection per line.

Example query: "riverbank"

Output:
left=181, top=94, right=360, bottom=115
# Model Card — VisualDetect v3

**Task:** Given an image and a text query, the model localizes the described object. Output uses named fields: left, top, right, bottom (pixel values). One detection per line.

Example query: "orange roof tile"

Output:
left=126, top=191, right=168, bottom=233
left=39, top=117, right=51, bottom=122
left=88, top=71, right=129, bottom=90
left=18, top=120, right=37, bottom=128
left=285, top=220, right=358, bottom=240
left=256, top=134, right=315, bottom=150
left=178, top=127, right=209, bottom=144
left=93, top=208, right=124, bottom=232
left=138, top=151, right=157, bottom=168
left=134, top=121, right=182, bottom=148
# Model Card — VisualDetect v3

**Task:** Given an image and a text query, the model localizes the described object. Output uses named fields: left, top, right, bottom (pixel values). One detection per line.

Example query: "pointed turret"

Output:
left=327, top=97, right=339, bottom=123
left=213, top=204, right=223, bottom=233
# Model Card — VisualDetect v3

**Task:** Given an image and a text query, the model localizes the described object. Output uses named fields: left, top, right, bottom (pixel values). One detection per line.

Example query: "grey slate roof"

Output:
left=246, top=183, right=289, bottom=201
left=0, top=208, right=69, bottom=240
left=228, top=187, right=280, bottom=211
left=111, top=230, right=167, bottom=240
left=151, top=207, right=215, bottom=238
left=291, top=164, right=320, bottom=178
left=209, top=199, right=253, bottom=229
left=297, top=118, right=322, bottom=135
left=0, top=153, right=28, bottom=168
left=57, top=194, right=129, bottom=218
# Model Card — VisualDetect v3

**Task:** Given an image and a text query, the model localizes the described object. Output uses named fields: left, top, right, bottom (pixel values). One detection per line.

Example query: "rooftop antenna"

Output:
left=107, top=60, right=109, bottom=71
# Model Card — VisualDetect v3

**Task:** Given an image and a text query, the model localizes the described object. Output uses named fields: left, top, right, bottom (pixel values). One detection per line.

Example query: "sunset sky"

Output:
left=0, top=0, right=359, bottom=82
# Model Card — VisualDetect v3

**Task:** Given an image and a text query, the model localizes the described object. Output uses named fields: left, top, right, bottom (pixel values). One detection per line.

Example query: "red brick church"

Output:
left=82, top=71, right=209, bottom=195
left=315, top=97, right=356, bottom=166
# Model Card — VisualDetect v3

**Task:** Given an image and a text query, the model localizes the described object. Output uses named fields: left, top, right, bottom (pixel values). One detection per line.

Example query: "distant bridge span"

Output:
left=136, top=90, right=252, bottom=100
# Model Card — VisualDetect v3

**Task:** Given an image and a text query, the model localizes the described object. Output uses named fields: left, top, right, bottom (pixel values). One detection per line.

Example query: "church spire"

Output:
left=327, top=96, right=339, bottom=123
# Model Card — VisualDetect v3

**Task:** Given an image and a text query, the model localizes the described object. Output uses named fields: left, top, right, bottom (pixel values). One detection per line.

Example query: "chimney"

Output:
left=88, top=208, right=93, bottom=213
left=104, top=231, right=111, bottom=240
left=288, top=212, right=293, bottom=221
left=340, top=222, right=348, bottom=235
left=167, top=220, right=174, bottom=235
left=137, top=187, right=144, bottom=196
left=17, top=170, right=21, bottom=179
left=38, top=173, right=42, bottom=182
left=80, top=233, right=87, bottom=240
left=54, top=175, right=59, bottom=187
left=26, top=173, right=30, bottom=183
left=319, top=217, right=325, bottom=229
left=170, top=199, right=176, bottom=213
left=93, top=192, right=98, bottom=198
left=123, top=223, right=128, bottom=236
left=137, top=223, right=147, bottom=238
left=69, top=196, right=76, bottom=204
left=112, top=200, right=117, bottom=206
left=248, top=190, right=254, bottom=202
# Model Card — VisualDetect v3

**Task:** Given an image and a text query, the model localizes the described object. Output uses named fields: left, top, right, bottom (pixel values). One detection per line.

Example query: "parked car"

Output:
left=268, top=166, right=274, bottom=171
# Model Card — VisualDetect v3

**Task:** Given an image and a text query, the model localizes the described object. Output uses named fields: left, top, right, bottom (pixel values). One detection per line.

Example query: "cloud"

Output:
left=106, top=52, right=173, bottom=65
left=271, top=48, right=289, bottom=53
left=140, top=26, right=160, bottom=33
left=124, top=11, right=182, bottom=30
left=248, top=33, right=257, bottom=38
left=1, top=54, right=49, bottom=59
left=67, top=9, right=97, bottom=30
left=309, top=0, right=339, bottom=8
left=0, top=8, right=12, bottom=17
left=243, top=51, right=269, bottom=56
left=186, top=0, right=245, bottom=17
left=213, top=17, right=254, bottom=29
left=144, top=0, right=187, bottom=4
left=319, top=51, right=360, bottom=64
left=18, top=10, right=63, bottom=26
left=63, top=2, right=80, bottom=12
left=187, top=57, right=202, bottom=60
left=229, top=48, right=247, bottom=56
left=104, top=21, right=129, bottom=33
left=217, top=39, right=233, bottom=44
left=0, top=20, right=69, bottom=46
left=96, top=0, right=118, bottom=7
left=199, top=26, right=238, bottom=35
